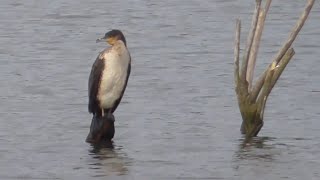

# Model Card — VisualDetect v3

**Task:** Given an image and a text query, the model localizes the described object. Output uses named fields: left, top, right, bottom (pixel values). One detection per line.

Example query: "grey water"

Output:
left=0, top=0, right=320, bottom=179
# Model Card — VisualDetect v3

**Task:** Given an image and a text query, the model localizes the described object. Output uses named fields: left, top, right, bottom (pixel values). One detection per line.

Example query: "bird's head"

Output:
left=96, top=29, right=126, bottom=46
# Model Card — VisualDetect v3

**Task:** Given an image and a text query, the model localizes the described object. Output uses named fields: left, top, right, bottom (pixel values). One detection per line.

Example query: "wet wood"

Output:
left=240, top=0, right=261, bottom=88
left=234, top=19, right=241, bottom=88
left=246, top=8, right=266, bottom=90
left=233, top=0, right=315, bottom=138
left=86, top=114, right=115, bottom=144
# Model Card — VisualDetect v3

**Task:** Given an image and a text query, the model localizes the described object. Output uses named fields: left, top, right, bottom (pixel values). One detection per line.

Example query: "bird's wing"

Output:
left=111, top=56, right=131, bottom=113
left=88, top=54, right=105, bottom=114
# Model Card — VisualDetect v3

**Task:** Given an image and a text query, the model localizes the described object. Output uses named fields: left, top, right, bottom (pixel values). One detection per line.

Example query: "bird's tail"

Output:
left=86, top=114, right=115, bottom=143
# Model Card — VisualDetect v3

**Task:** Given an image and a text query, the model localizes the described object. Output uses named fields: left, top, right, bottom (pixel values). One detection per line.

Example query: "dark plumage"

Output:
left=88, top=56, right=104, bottom=115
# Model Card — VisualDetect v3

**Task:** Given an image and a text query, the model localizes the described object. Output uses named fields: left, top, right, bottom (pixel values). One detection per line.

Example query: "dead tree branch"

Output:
left=233, top=0, right=315, bottom=138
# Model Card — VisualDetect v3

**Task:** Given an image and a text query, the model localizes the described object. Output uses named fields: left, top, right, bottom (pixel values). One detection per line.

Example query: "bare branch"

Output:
left=256, top=49, right=295, bottom=103
left=259, top=96, right=267, bottom=120
left=250, top=48, right=295, bottom=103
left=268, top=48, right=295, bottom=94
left=234, top=19, right=241, bottom=89
left=264, top=0, right=272, bottom=14
left=246, top=0, right=272, bottom=91
left=246, top=8, right=267, bottom=90
left=272, top=0, right=315, bottom=64
left=240, top=0, right=261, bottom=83
left=249, top=70, right=267, bottom=102
left=249, top=0, right=314, bottom=102
left=256, top=61, right=276, bottom=106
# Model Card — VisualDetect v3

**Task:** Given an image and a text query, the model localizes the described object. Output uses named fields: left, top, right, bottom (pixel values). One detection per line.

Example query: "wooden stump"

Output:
left=86, top=114, right=115, bottom=143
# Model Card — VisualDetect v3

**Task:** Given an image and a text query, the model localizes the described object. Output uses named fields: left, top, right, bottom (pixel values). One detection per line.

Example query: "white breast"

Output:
left=98, top=41, right=130, bottom=109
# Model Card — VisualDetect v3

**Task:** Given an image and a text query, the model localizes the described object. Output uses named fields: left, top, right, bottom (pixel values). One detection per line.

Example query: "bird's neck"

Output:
left=111, top=40, right=126, bottom=49
left=114, top=40, right=125, bottom=46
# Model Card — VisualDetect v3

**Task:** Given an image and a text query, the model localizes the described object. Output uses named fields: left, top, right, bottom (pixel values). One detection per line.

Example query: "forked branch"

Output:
left=250, top=0, right=315, bottom=102
left=233, top=0, right=315, bottom=138
left=240, top=0, right=262, bottom=86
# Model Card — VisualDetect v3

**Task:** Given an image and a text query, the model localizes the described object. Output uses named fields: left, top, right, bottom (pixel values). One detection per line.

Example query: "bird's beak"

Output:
left=96, top=37, right=106, bottom=43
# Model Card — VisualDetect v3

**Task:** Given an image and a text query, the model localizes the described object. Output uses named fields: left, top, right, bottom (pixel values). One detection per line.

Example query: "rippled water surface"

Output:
left=1, top=0, right=320, bottom=179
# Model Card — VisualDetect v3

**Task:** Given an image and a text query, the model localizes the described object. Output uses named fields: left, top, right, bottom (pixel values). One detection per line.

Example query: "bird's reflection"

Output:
left=88, top=141, right=131, bottom=177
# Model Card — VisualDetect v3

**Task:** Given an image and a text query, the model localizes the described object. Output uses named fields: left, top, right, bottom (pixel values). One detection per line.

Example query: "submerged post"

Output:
left=234, top=0, right=315, bottom=138
left=86, top=114, right=115, bottom=144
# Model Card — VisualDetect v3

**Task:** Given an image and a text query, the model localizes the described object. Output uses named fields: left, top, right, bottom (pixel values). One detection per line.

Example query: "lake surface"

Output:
left=0, top=0, right=319, bottom=179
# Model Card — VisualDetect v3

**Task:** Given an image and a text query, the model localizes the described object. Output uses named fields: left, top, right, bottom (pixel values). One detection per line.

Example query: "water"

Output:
left=0, top=0, right=319, bottom=179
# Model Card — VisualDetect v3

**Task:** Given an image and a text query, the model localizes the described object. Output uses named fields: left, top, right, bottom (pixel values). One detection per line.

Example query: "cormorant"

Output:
left=86, top=29, right=131, bottom=143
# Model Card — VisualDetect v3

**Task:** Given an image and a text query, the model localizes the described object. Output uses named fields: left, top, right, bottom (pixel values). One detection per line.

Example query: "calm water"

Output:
left=0, top=0, right=320, bottom=179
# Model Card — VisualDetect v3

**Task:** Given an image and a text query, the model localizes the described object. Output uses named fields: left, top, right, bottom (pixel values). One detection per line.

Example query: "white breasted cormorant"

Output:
left=86, top=29, right=131, bottom=143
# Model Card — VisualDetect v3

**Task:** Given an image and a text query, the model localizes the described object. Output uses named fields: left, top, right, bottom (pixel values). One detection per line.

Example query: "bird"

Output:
left=86, top=29, right=131, bottom=142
